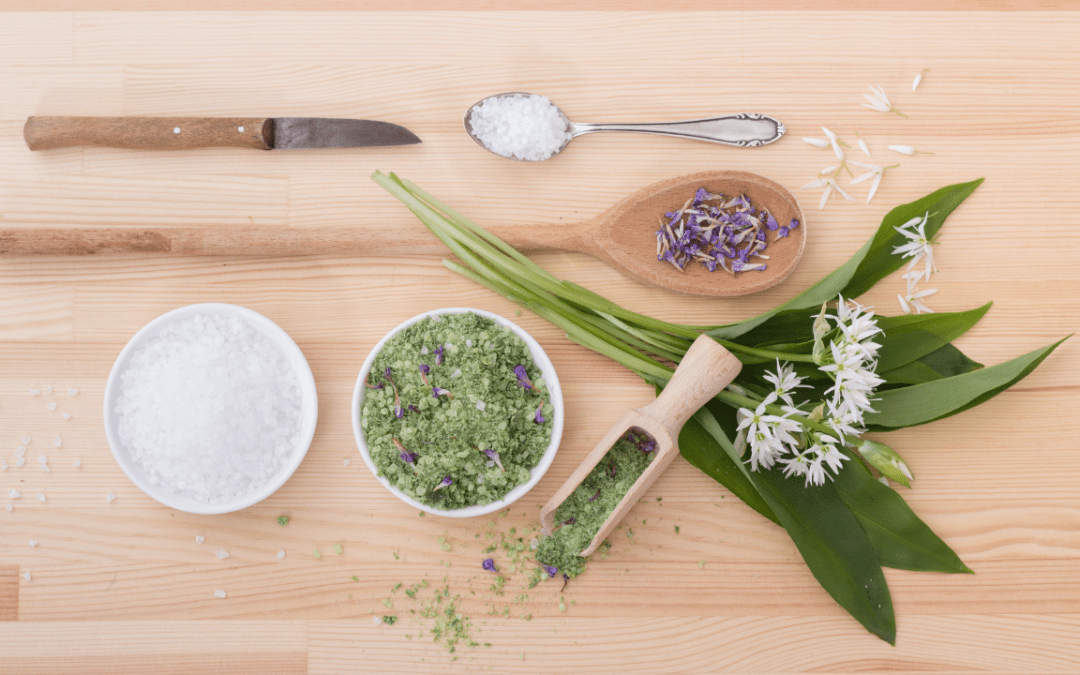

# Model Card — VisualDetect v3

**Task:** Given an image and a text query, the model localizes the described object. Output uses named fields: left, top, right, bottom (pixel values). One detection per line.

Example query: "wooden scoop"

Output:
left=539, top=334, right=742, bottom=557
left=0, top=170, right=804, bottom=298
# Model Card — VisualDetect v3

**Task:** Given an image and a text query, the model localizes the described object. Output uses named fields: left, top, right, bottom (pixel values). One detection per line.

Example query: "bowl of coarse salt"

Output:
left=104, top=304, right=318, bottom=515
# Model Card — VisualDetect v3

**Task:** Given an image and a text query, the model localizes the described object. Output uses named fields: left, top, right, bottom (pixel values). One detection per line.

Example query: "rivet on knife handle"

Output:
left=23, top=116, right=274, bottom=151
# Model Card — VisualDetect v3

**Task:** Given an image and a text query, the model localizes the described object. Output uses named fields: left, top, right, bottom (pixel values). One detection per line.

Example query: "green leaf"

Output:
left=867, top=337, right=1068, bottom=430
left=707, top=179, right=983, bottom=341
left=875, top=303, right=991, bottom=372
left=841, top=178, right=985, bottom=299
left=678, top=407, right=780, bottom=525
left=750, top=460, right=896, bottom=644
left=834, top=452, right=972, bottom=574
left=880, top=343, right=983, bottom=385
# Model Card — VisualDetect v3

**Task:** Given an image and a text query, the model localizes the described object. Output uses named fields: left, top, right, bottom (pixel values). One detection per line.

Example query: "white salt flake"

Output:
left=30, top=388, right=40, bottom=396
left=8, top=489, right=20, bottom=499
left=41, top=465, right=50, bottom=473
left=44, top=386, right=53, bottom=395
left=62, top=412, right=72, bottom=420
left=451, top=369, right=462, bottom=379
left=476, top=400, right=486, bottom=411
left=373, top=615, right=382, bottom=626
left=195, top=535, right=205, bottom=544
left=69, top=388, right=78, bottom=396
left=105, top=491, right=116, bottom=502
left=468, top=93, right=571, bottom=161
left=215, top=548, right=229, bottom=560
left=23, top=572, right=31, bottom=581
left=214, top=589, right=227, bottom=598
left=5, top=503, right=11, bottom=512
left=420, top=346, right=429, bottom=355
left=343, top=457, right=351, bottom=467
left=36, top=493, right=45, bottom=502
left=22, top=436, right=31, bottom=445
left=114, top=313, right=303, bottom=505
left=72, top=459, right=81, bottom=468
left=29, top=539, right=38, bottom=547
left=277, top=550, right=285, bottom=559
left=15, top=457, right=25, bottom=468
left=16, top=447, right=25, bottom=458
left=465, top=339, right=473, bottom=347
left=0, top=461, right=6, bottom=471
left=53, top=436, right=62, bottom=448
left=39, top=455, right=48, bottom=464
left=47, top=402, right=57, bottom=412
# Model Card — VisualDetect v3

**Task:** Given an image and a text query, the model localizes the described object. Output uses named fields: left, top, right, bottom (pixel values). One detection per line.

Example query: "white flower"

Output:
left=857, top=138, right=871, bottom=157
left=820, top=444, right=849, bottom=476
left=898, top=287, right=938, bottom=314
left=801, top=177, right=855, bottom=210
left=862, top=85, right=906, bottom=117
left=805, top=451, right=827, bottom=487
left=848, top=160, right=896, bottom=203
left=737, top=404, right=794, bottom=472
left=803, top=137, right=829, bottom=148
left=818, top=341, right=866, bottom=388
left=913, top=70, right=928, bottom=91
left=892, top=211, right=936, bottom=280
left=821, top=126, right=844, bottom=160
left=763, top=360, right=809, bottom=407
left=889, top=145, right=919, bottom=155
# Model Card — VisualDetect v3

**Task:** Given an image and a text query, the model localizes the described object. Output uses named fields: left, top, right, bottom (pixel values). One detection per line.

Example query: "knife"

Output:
left=23, top=116, right=421, bottom=151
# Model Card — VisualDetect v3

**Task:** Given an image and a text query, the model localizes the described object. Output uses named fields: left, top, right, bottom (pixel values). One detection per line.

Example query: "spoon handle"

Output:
left=572, top=113, right=784, bottom=147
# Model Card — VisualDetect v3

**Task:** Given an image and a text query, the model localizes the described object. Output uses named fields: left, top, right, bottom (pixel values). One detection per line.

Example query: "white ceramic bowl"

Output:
left=103, top=303, right=318, bottom=515
left=352, top=307, right=563, bottom=518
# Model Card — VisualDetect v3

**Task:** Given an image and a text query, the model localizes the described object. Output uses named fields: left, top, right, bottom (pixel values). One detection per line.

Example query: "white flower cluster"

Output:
left=893, top=212, right=939, bottom=315
left=735, top=296, right=884, bottom=487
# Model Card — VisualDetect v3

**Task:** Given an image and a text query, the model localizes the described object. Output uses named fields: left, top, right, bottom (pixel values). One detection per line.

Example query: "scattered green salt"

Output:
left=360, top=312, right=553, bottom=510
left=333, top=543, right=343, bottom=555
left=674, top=525, right=680, bottom=534
left=382, top=598, right=393, bottom=608
left=313, top=549, right=322, bottom=559
left=277, top=516, right=289, bottom=526
left=698, top=560, right=705, bottom=568
left=351, top=575, right=359, bottom=581
left=383, top=615, right=397, bottom=625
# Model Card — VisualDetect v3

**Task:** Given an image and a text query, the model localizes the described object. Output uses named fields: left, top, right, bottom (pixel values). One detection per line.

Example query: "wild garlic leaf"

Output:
left=874, top=303, right=991, bottom=372
left=879, top=343, right=983, bottom=385
left=834, top=448, right=971, bottom=574
left=867, top=337, right=1068, bottom=430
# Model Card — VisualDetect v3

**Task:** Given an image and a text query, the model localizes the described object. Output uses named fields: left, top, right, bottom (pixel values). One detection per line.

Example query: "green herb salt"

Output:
left=535, top=430, right=655, bottom=579
left=361, top=313, right=553, bottom=510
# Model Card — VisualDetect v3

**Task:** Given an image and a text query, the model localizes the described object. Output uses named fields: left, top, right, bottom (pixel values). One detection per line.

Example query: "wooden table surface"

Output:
left=1, top=5, right=1079, bottom=673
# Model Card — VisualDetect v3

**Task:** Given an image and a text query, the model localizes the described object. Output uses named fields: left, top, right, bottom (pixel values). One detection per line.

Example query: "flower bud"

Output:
left=857, top=439, right=914, bottom=488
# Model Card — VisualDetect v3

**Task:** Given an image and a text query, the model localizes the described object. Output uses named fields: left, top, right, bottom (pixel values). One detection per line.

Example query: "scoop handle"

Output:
left=643, top=335, right=742, bottom=439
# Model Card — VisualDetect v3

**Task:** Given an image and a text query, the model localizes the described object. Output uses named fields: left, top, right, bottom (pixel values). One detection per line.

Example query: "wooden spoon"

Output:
left=539, top=334, right=742, bottom=557
left=0, top=170, right=804, bottom=298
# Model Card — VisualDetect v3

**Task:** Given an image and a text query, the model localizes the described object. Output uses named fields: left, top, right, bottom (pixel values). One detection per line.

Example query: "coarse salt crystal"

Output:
left=451, top=369, right=462, bottom=378
left=5, top=504, right=11, bottom=512
left=0, top=461, right=6, bottom=471
left=47, top=402, right=57, bottom=412
left=372, top=615, right=382, bottom=626
left=195, top=535, right=205, bottom=544
left=343, top=457, right=351, bottom=466
left=466, top=339, right=473, bottom=347
left=22, top=436, right=31, bottom=445
left=23, top=572, right=31, bottom=581
left=29, top=539, right=37, bottom=547
left=468, top=93, right=571, bottom=161
left=277, top=550, right=285, bottom=559
left=16, top=447, right=25, bottom=458
left=53, top=436, right=62, bottom=447
left=8, top=489, right=20, bottom=499
left=215, top=549, right=229, bottom=560
left=39, top=455, right=48, bottom=464
left=214, top=590, right=226, bottom=598
left=36, top=493, right=45, bottom=502
left=420, top=346, right=429, bottom=355
left=44, top=386, right=53, bottom=395
left=62, top=413, right=72, bottom=420
left=69, top=388, right=78, bottom=396
left=41, top=465, right=50, bottom=473
left=476, top=400, right=486, bottom=411
left=106, top=492, right=115, bottom=502
left=30, top=389, right=40, bottom=396
left=72, top=460, right=81, bottom=468
left=15, top=457, right=25, bottom=468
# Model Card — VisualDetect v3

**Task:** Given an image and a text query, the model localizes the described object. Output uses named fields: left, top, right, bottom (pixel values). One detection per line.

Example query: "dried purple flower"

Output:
left=418, top=363, right=430, bottom=386
left=432, top=387, right=453, bottom=399
left=561, top=573, right=570, bottom=591
left=364, top=373, right=385, bottom=390
left=542, top=564, right=558, bottom=578
left=482, top=558, right=509, bottom=579
left=765, top=212, right=780, bottom=231
left=483, top=448, right=505, bottom=472
left=392, top=439, right=418, bottom=470
left=640, top=439, right=656, bottom=454
left=433, top=476, right=453, bottom=491
left=408, top=404, right=421, bottom=414
left=561, top=517, right=576, bottom=526
left=513, top=365, right=535, bottom=391
left=384, top=367, right=394, bottom=382
left=434, top=345, right=444, bottom=366
left=533, top=397, right=546, bottom=424
left=589, top=489, right=600, bottom=502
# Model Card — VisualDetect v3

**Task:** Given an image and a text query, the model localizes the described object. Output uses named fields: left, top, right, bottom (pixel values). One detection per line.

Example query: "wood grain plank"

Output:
left=0, top=565, right=18, bottom=621
left=8, top=0, right=1080, bottom=10
left=0, top=621, right=308, bottom=675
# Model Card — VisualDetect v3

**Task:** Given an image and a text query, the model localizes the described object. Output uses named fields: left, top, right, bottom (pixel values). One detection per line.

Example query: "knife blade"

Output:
left=23, top=116, right=421, bottom=151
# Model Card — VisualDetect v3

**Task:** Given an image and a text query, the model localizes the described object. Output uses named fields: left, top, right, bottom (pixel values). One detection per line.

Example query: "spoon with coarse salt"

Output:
left=539, top=334, right=742, bottom=557
left=464, top=92, right=784, bottom=162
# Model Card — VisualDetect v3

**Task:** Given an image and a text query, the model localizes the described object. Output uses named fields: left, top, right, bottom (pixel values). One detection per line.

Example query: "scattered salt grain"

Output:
left=468, top=93, right=571, bottom=161
left=30, top=388, right=40, bottom=396
left=5, top=504, right=11, bottom=512
left=343, top=457, right=351, bottom=467
left=372, top=615, right=382, bottom=627
left=476, top=400, right=486, bottom=411
left=0, top=461, right=6, bottom=471
left=195, top=535, right=205, bottom=544
left=114, top=313, right=303, bottom=505
left=466, top=339, right=473, bottom=347
left=36, top=493, right=45, bottom=502
left=16, top=447, right=25, bottom=458
left=8, top=489, right=20, bottom=499
left=215, top=548, right=229, bottom=560
left=29, top=539, right=37, bottom=547
left=62, top=413, right=72, bottom=420
left=45, top=386, right=53, bottom=395
left=47, top=402, right=57, bottom=412
left=72, top=460, right=81, bottom=468
left=277, top=550, right=285, bottom=559
left=23, top=572, right=31, bottom=581
left=41, top=465, right=50, bottom=473
left=53, top=436, right=62, bottom=448
left=15, top=457, right=25, bottom=468
left=22, top=436, right=31, bottom=445
left=106, top=491, right=115, bottom=502
left=451, top=369, right=462, bottom=378
left=420, top=346, right=429, bottom=355
left=39, top=455, right=47, bottom=464
left=69, top=388, right=78, bottom=396
left=215, top=590, right=226, bottom=599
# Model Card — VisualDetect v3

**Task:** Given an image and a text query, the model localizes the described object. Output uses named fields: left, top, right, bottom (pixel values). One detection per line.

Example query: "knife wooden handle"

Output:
left=23, top=116, right=274, bottom=151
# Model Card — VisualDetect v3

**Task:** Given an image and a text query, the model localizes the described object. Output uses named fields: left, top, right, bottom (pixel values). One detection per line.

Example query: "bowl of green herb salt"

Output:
left=352, top=308, right=563, bottom=517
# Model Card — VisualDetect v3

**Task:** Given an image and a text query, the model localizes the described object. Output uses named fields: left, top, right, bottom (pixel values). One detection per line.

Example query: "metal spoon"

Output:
left=539, top=334, right=742, bottom=557
left=464, top=92, right=785, bottom=161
